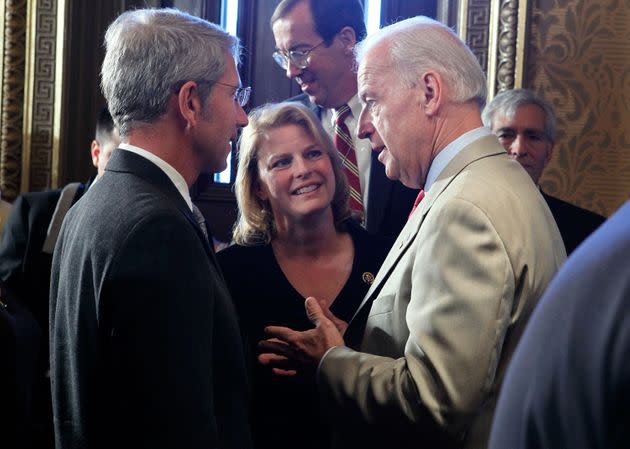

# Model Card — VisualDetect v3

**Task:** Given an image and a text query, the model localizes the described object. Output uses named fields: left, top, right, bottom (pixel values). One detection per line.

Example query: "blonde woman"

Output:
left=217, top=102, right=390, bottom=449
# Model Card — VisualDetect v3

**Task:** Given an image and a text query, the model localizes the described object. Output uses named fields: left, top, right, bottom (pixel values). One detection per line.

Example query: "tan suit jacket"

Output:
left=318, top=135, right=566, bottom=449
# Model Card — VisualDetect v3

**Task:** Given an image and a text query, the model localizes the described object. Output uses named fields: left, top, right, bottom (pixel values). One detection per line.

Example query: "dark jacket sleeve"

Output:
left=0, top=195, right=31, bottom=286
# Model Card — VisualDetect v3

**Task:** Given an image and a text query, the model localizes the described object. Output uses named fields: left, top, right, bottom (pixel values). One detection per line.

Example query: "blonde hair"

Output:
left=233, top=102, right=351, bottom=245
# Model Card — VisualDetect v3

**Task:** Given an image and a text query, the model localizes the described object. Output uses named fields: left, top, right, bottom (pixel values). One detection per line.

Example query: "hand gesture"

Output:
left=258, top=297, right=346, bottom=377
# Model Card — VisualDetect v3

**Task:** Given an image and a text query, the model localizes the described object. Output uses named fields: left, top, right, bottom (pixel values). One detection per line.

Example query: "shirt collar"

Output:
left=424, top=127, right=493, bottom=192
left=118, top=142, right=193, bottom=211
left=324, top=94, right=361, bottom=125
left=346, top=94, right=361, bottom=120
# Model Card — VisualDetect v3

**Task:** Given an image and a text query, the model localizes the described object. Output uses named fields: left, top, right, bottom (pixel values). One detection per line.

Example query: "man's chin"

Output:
left=302, top=85, right=323, bottom=105
left=383, top=161, right=401, bottom=181
left=205, top=162, right=227, bottom=175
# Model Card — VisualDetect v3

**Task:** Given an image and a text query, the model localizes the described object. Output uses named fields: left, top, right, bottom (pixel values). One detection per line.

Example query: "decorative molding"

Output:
left=460, top=0, right=491, bottom=74
left=495, top=1, right=518, bottom=94
left=454, top=0, right=528, bottom=102
left=0, top=0, right=27, bottom=201
left=22, top=0, right=66, bottom=192
left=515, top=0, right=528, bottom=88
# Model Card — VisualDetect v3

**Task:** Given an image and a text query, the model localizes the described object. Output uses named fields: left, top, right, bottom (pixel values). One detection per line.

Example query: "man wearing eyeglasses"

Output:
left=271, top=0, right=418, bottom=239
left=49, top=9, right=252, bottom=449
left=482, top=89, right=605, bottom=254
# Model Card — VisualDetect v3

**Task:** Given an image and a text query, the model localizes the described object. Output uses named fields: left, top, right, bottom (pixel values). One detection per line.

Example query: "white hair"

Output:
left=355, top=16, right=487, bottom=107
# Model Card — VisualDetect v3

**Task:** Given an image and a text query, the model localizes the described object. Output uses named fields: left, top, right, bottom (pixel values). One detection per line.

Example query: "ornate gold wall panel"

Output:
left=459, top=0, right=492, bottom=74
left=0, top=0, right=27, bottom=201
left=22, top=0, right=66, bottom=192
left=528, top=0, right=630, bottom=216
left=457, top=0, right=529, bottom=102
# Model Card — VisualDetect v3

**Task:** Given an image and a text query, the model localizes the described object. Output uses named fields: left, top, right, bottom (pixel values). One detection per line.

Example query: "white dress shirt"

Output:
left=118, top=143, right=193, bottom=211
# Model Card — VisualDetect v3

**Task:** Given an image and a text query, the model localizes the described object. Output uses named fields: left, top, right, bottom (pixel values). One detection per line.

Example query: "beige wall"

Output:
left=527, top=0, right=630, bottom=217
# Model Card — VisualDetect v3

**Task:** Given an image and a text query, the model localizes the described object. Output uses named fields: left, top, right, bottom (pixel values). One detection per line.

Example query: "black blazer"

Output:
left=288, top=94, right=418, bottom=239
left=542, top=190, right=606, bottom=255
left=0, top=183, right=87, bottom=449
left=49, top=150, right=252, bottom=449
left=0, top=185, right=86, bottom=330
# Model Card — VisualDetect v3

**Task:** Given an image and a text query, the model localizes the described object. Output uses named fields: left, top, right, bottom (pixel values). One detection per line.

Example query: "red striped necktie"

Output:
left=408, top=189, right=425, bottom=220
left=334, top=104, right=364, bottom=217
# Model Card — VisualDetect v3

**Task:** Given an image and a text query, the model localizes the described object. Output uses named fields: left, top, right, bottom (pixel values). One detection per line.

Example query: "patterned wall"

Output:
left=0, top=0, right=27, bottom=201
left=466, top=0, right=492, bottom=74
left=25, top=0, right=61, bottom=192
left=527, top=0, right=630, bottom=216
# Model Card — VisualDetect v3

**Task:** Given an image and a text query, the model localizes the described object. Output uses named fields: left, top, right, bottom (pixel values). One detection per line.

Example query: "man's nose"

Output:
left=236, top=103, right=248, bottom=127
left=285, top=59, right=302, bottom=79
left=510, top=135, right=527, bottom=157
left=357, top=108, right=372, bottom=140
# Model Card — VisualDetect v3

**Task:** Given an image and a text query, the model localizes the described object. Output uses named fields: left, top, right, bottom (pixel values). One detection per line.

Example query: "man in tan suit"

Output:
left=260, top=16, right=566, bottom=449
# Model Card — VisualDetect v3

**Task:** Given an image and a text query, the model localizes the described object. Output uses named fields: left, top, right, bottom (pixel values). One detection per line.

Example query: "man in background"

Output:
left=482, top=88, right=605, bottom=254
left=49, top=8, right=251, bottom=449
left=0, top=107, right=118, bottom=449
left=271, top=0, right=417, bottom=238
left=260, top=16, right=566, bottom=449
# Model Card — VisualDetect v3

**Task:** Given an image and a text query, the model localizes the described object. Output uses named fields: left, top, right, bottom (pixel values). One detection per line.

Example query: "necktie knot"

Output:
left=334, top=104, right=352, bottom=125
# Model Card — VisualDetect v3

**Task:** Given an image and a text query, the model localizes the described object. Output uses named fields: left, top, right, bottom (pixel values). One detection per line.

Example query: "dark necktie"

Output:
left=334, top=104, right=364, bottom=217
left=192, top=204, right=209, bottom=242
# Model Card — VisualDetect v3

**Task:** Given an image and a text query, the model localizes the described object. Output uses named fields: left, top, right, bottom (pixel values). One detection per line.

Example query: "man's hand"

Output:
left=258, top=297, right=346, bottom=377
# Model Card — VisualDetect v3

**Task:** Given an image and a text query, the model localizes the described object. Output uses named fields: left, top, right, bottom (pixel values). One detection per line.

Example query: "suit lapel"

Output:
left=348, top=135, right=506, bottom=326
left=348, top=198, right=427, bottom=324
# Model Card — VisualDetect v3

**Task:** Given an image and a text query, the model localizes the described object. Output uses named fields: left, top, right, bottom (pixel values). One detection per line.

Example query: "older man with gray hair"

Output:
left=259, top=16, right=566, bottom=449
left=483, top=88, right=605, bottom=254
left=49, top=9, right=251, bottom=449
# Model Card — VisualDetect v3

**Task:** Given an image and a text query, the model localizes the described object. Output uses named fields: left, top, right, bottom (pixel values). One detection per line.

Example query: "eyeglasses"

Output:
left=173, top=79, right=252, bottom=107
left=272, top=40, right=325, bottom=70
left=207, top=81, right=252, bottom=107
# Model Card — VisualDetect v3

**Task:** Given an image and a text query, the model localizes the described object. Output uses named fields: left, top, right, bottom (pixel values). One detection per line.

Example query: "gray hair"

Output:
left=355, top=16, right=487, bottom=107
left=482, top=89, right=557, bottom=141
left=101, top=8, right=240, bottom=136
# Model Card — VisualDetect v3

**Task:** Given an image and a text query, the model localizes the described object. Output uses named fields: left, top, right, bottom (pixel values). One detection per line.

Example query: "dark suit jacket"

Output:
left=0, top=183, right=87, bottom=449
left=49, top=150, right=252, bottom=449
left=0, top=185, right=86, bottom=331
left=288, top=94, right=418, bottom=239
left=542, top=190, right=605, bottom=255
left=489, top=199, right=630, bottom=449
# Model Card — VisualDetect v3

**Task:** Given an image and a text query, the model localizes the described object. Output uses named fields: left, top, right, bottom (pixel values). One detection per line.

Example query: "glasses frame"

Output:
left=205, top=80, right=251, bottom=108
left=272, top=40, right=326, bottom=70
left=172, top=79, right=252, bottom=108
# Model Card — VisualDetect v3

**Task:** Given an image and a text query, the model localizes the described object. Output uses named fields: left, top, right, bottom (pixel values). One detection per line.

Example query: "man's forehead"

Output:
left=496, top=105, right=546, bottom=129
left=358, top=59, right=388, bottom=91
left=358, top=42, right=391, bottom=80
left=272, top=6, right=318, bottom=48
left=222, top=56, right=241, bottom=83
